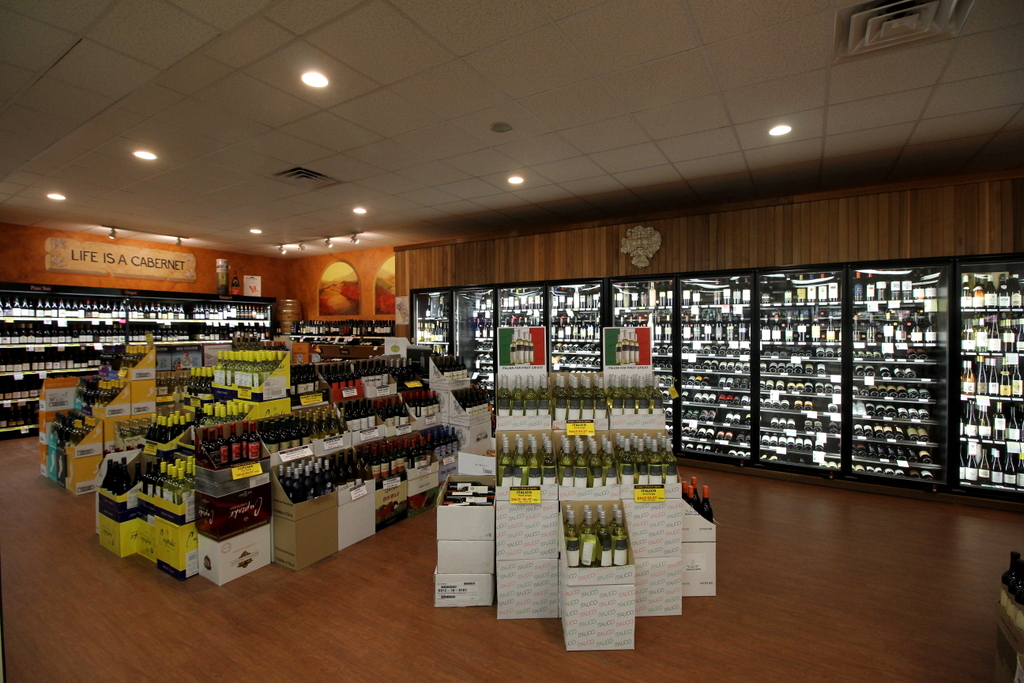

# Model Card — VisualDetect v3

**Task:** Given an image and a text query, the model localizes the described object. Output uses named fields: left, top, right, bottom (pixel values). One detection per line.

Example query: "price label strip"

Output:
left=634, top=485, right=665, bottom=503
left=231, top=462, right=263, bottom=480
left=566, top=420, right=595, bottom=436
left=300, top=392, right=322, bottom=406
left=508, top=486, right=542, bottom=504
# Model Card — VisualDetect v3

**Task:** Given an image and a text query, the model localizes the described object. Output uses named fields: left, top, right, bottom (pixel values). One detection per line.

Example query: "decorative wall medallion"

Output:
left=620, top=225, right=662, bottom=268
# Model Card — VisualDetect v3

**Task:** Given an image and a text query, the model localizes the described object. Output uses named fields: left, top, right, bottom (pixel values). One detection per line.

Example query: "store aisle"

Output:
left=0, top=436, right=1018, bottom=683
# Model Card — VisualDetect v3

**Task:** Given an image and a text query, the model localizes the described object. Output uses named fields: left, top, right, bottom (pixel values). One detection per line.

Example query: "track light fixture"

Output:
left=279, top=245, right=286, bottom=254
left=298, top=243, right=306, bottom=251
left=325, top=238, right=333, bottom=248
left=351, top=232, right=360, bottom=244
left=108, top=228, right=116, bottom=239
left=175, top=236, right=182, bottom=246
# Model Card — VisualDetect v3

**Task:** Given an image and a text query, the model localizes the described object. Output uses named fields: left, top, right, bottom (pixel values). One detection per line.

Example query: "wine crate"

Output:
left=196, top=463, right=271, bottom=542
left=496, top=559, right=558, bottom=619
left=373, top=473, right=407, bottom=532
left=456, top=432, right=495, bottom=476
left=680, top=541, right=716, bottom=597
left=436, top=475, right=495, bottom=541
left=433, top=567, right=494, bottom=607
left=336, top=480, right=375, bottom=551
left=407, top=460, right=440, bottom=518
left=198, top=524, right=270, bottom=585
left=97, top=485, right=141, bottom=558
left=561, top=584, right=635, bottom=651
left=270, top=468, right=337, bottom=571
left=633, top=557, right=684, bottom=616
left=437, top=540, right=494, bottom=574
left=130, top=378, right=156, bottom=415
left=620, top=498, right=685, bottom=558
left=558, top=500, right=635, bottom=586
left=495, top=498, right=559, bottom=560
left=680, top=503, right=717, bottom=543
left=136, top=512, right=157, bottom=563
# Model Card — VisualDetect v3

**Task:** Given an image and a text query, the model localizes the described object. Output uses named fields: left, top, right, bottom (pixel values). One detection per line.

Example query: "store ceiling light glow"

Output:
left=133, top=151, right=157, bottom=160
left=249, top=228, right=262, bottom=234
left=301, top=72, right=328, bottom=87
left=769, top=125, right=792, bottom=136
left=353, top=207, right=367, bottom=214
left=508, top=176, right=524, bottom=184
left=47, top=193, right=65, bottom=200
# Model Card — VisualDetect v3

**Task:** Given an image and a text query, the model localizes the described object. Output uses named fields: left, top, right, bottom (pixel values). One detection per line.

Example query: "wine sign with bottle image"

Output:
left=603, top=327, right=652, bottom=369
left=498, top=326, right=546, bottom=367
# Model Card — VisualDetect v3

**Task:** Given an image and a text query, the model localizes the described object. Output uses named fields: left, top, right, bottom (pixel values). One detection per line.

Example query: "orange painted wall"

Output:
left=283, top=247, right=395, bottom=321
left=0, top=222, right=290, bottom=298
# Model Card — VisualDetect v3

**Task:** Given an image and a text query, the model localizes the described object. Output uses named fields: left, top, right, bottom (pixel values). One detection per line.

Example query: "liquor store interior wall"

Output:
left=0, top=221, right=396, bottom=320
left=394, top=171, right=1024, bottom=299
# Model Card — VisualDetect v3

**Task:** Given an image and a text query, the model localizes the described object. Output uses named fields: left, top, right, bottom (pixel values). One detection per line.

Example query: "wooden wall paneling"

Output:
left=1014, top=179, right=1024, bottom=250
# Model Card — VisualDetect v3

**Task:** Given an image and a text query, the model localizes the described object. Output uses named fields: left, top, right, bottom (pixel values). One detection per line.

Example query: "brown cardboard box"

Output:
left=996, top=607, right=1024, bottom=683
left=271, top=469, right=338, bottom=571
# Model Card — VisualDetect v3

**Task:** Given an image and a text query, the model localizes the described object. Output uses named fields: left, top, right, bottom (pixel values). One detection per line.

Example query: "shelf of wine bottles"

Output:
left=612, top=278, right=675, bottom=435
left=455, top=288, right=495, bottom=394
left=758, top=270, right=843, bottom=470
left=413, top=290, right=451, bottom=354
left=549, top=281, right=601, bottom=373
left=498, top=286, right=544, bottom=328
left=959, top=264, right=1024, bottom=492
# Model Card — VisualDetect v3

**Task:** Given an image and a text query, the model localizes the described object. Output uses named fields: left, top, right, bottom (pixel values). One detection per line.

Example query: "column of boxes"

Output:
left=434, top=475, right=495, bottom=607
left=495, top=482, right=559, bottom=619
left=622, top=498, right=686, bottom=616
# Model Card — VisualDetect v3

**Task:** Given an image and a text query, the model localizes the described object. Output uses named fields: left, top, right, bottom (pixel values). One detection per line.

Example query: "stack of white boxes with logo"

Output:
left=495, top=480, right=559, bottom=619
left=680, top=493, right=717, bottom=597
left=434, top=475, right=496, bottom=607
left=621, top=484, right=686, bottom=616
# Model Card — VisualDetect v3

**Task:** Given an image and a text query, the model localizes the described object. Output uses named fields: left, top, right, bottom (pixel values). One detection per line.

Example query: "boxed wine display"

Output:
left=195, top=460, right=271, bottom=542
left=374, top=473, right=407, bottom=532
left=198, top=524, right=271, bottom=586
left=337, top=480, right=375, bottom=551
left=494, top=496, right=559, bottom=560
left=434, top=476, right=496, bottom=607
left=496, top=559, right=558, bottom=619
left=271, top=464, right=338, bottom=571
left=561, top=584, right=635, bottom=651
left=434, top=568, right=495, bottom=607
left=97, top=485, right=141, bottom=558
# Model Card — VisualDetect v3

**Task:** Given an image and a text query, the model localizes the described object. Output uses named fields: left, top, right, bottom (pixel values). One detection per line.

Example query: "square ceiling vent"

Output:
left=834, top=0, right=976, bottom=63
left=270, top=166, right=340, bottom=190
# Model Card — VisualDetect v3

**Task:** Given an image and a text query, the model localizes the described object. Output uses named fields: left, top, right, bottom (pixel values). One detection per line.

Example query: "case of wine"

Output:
left=97, top=485, right=141, bottom=558
left=495, top=498, right=559, bottom=560
left=270, top=468, right=337, bottom=571
left=680, top=541, right=716, bottom=597
left=561, top=584, right=635, bottom=651
left=407, top=460, right=440, bottom=518
left=558, top=500, right=635, bottom=586
left=456, top=433, right=496, bottom=477
left=633, top=557, right=684, bottom=616
left=373, top=473, right=407, bottom=532
left=437, top=540, right=494, bottom=574
left=436, top=475, right=495, bottom=541
left=433, top=567, right=494, bottom=607
left=198, top=523, right=270, bottom=585
left=195, top=462, right=271, bottom=542
left=496, top=559, right=558, bottom=619
left=336, top=480, right=375, bottom=551
left=620, top=498, right=685, bottom=557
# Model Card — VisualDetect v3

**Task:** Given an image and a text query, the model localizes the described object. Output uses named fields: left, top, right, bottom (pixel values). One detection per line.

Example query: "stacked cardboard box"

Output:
left=435, top=475, right=495, bottom=607
left=622, top=497, right=686, bottom=616
left=495, top=482, right=559, bottom=619
left=679, top=502, right=717, bottom=596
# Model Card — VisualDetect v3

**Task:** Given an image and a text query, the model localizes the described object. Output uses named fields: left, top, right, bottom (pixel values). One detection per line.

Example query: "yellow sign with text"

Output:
left=231, top=462, right=263, bottom=480
left=565, top=420, right=595, bottom=436
left=633, top=485, right=666, bottom=503
left=300, top=392, right=322, bottom=406
left=508, top=486, right=542, bottom=504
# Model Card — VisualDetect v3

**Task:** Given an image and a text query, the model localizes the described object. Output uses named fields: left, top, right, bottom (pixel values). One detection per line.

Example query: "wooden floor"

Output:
left=1, top=436, right=1019, bottom=683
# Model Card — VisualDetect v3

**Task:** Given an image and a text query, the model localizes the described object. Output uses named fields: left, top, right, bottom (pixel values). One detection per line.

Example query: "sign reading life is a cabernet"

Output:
left=44, top=237, right=197, bottom=282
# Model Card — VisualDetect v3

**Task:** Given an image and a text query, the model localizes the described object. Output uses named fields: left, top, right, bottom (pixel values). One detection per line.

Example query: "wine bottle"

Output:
left=564, top=507, right=580, bottom=568
left=578, top=505, right=599, bottom=568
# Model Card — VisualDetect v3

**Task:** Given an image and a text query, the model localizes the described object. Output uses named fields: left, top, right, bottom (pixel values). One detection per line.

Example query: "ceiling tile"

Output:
left=825, top=88, right=931, bottom=135
left=331, top=88, right=441, bottom=138
left=120, top=119, right=229, bottom=162
left=394, top=161, right=472, bottom=185
left=558, top=0, right=697, bottom=75
left=355, top=172, right=426, bottom=196
left=602, top=49, right=717, bottom=113
left=532, top=155, right=605, bottom=183
left=449, top=102, right=552, bottom=145
left=65, top=150, right=160, bottom=187
left=556, top=115, right=649, bottom=154
left=83, top=107, right=148, bottom=137
left=828, top=41, right=953, bottom=104
left=60, top=125, right=114, bottom=150
left=722, top=69, right=827, bottom=124
left=735, top=108, right=824, bottom=150
left=152, top=98, right=270, bottom=144
left=673, top=152, right=747, bottom=180
left=896, top=134, right=992, bottom=166
left=611, top=164, right=683, bottom=187
left=0, top=8, right=76, bottom=72
left=264, top=0, right=362, bottom=35
left=925, top=70, right=1024, bottom=118
left=203, top=145, right=291, bottom=176
left=0, top=61, right=35, bottom=104
left=346, top=139, right=430, bottom=171
left=306, top=1, right=453, bottom=85
left=705, top=12, right=831, bottom=91
left=244, top=41, right=379, bottom=108
left=981, top=127, right=1024, bottom=155
left=47, top=39, right=160, bottom=101
left=30, top=143, right=89, bottom=168
left=167, top=0, right=271, bottom=31
left=393, top=122, right=487, bottom=160
left=237, top=130, right=335, bottom=165
left=533, top=0, right=608, bottom=20
left=17, top=77, right=113, bottom=121
left=193, top=72, right=320, bottom=127
left=394, top=186, right=462, bottom=207
left=392, top=60, right=509, bottom=119
left=496, top=133, right=581, bottom=165
left=824, top=122, right=914, bottom=157
left=0, top=128, right=52, bottom=160
left=0, top=104, right=78, bottom=142
left=748, top=159, right=820, bottom=184
left=821, top=147, right=901, bottom=176
left=443, top=148, right=521, bottom=175
left=118, top=84, right=186, bottom=117
left=744, top=137, right=821, bottom=169
left=961, top=0, right=1024, bottom=35
left=633, top=94, right=731, bottom=140
left=464, top=25, right=593, bottom=100
left=154, top=53, right=234, bottom=95
left=1, top=0, right=112, bottom=33
left=392, top=0, right=547, bottom=56
left=943, top=24, right=1024, bottom=83
left=687, top=0, right=829, bottom=44
left=686, top=171, right=753, bottom=200
left=306, top=153, right=385, bottom=182
left=361, top=195, right=423, bottom=213
left=560, top=174, right=626, bottom=196
left=477, top=169, right=549, bottom=191
left=590, top=142, right=668, bottom=174
left=1006, top=106, right=1024, bottom=130
left=280, top=111, right=381, bottom=153
left=436, top=178, right=505, bottom=200
left=203, top=17, right=295, bottom=68
left=87, top=0, right=219, bottom=70
left=468, top=192, right=530, bottom=210
left=657, top=126, right=740, bottom=163
left=521, top=79, right=628, bottom=130
left=910, top=106, right=1018, bottom=145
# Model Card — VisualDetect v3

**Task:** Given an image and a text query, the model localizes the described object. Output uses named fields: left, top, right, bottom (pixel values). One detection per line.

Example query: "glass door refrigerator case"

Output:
left=413, top=289, right=452, bottom=355
left=958, top=261, right=1024, bottom=496
left=610, top=278, right=676, bottom=436
left=498, top=286, right=545, bottom=329
left=677, top=274, right=753, bottom=460
left=850, top=265, right=948, bottom=484
left=548, top=280, right=602, bottom=373
left=454, top=287, right=495, bottom=392
left=758, top=270, right=843, bottom=470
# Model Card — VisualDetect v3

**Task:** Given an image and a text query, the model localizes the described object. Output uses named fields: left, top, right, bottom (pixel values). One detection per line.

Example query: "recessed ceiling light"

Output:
left=47, top=193, right=65, bottom=201
left=508, top=176, right=524, bottom=184
left=353, top=207, right=367, bottom=214
left=301, top=72, right=328, bottom=87
left=491, top=122, right=513, bottom=133
left=769, top=125, right=792, bottom=136
left=133, top=151, right=157, bottom=160
left=249, top=228, right=262, bottom=234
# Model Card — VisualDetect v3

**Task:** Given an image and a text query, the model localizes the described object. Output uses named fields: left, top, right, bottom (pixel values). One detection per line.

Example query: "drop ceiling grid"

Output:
left=0, top=0, right=1019, bottom=256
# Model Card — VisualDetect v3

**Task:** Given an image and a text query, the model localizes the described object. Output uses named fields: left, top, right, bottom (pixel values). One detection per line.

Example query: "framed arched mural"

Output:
left=318, top=260, right=360, bottom=316
left=375, top=256, right=396, bottom=315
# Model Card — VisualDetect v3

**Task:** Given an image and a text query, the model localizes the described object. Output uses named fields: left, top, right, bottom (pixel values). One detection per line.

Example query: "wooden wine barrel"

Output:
left=275, top=299, right=303, bottom=333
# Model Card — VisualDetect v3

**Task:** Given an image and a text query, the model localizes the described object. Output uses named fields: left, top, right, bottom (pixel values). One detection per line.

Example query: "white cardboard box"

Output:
left=434, top=568, right=494, bottom=607
left=609, top=411, right=665, bottom=430
left=680, top=504, right=717, bottom=543
left=634, top=556, right=684, bottom=616
left=437, top=540, right=495, bottom=574
left=457, top=435, right=495, bottom=476
left=198, top=524, right=271, bottom=586
left=620, top=481, right=683, bottom=500
left=407, top=462, right=439, bottom=497
left=496, top=559, right=558, bottom=619
left=495, top=414, right=552, bottom=431
left=621, top=498, right=685, bottom=558
left=558, top=500, right=635, bottom=586
left=337, top=481, right=375, bottom=552
left=561, top=583, right=635, bottom=651
left=436, top=475, right=495, bottom=541
left=558, top=484, right=621, bottom=501
left=680, top=541, right=717, bottom=597
left=495, top=499, right=559, bottom=560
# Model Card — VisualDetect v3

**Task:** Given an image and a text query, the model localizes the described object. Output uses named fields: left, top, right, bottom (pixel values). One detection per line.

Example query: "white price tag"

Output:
left=1006, top=353, right=1019, bottom=364
left=13, top=372, right=23, bottom=381
left=687, top=420, right=698, bottom=429
left=1009, top=442, right=1021, bottom=454
left=342, top=387, right=358, bottom=398
left=359, top=427, right=380, bottom=442
left=863, top=376, right=874, bottom=385
left=853, top=342, right=865, bottom=349
left=806, top=411, right=817, bottom=419
left=425, top=414, right=437, bottom=425
left=773, top=446, right=786, bottom=454
left=784, top=429, right=797, bottom=437
left=728, top=341, right=739, bottom=349
left=770, top=390, right=781, bottom=401
left=396, top=423, right=412, bottom=435
left=977, top=396, right=990, bottom=407
left=685, top=354, right=697, bottom=363
left=383, top=476, right=401, bottom=490
left=896, top=459, right=909, bottom=468
left=881, top=343, right=894, bottom=355
left=690, top=305, right=699, bottom=315
left=888, top=300, right=900, bottom=309
left=896, top=343, right=908, bottom=350
left=867, top=302, right=880, bottom=312
left=323, top=435, right=346, bottom=451
left=830, top=375, right=841, bottom=383
left=816, top=434, right=827, bottom=445
left=812, top=452, right=825, bottom=464
left=350, top=484, right=368, bottom=501
left=278, top=445, right=313, bottom=463
left=38, top=371, right=46, bottom=379
left=442, top=455, right=455, bottom=466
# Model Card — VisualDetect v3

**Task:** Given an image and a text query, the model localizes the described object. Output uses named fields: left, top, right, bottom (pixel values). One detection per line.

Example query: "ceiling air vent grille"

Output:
left=834, top=0, right=976, bottom=63
left=271, top=167, right=340, bottom=190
